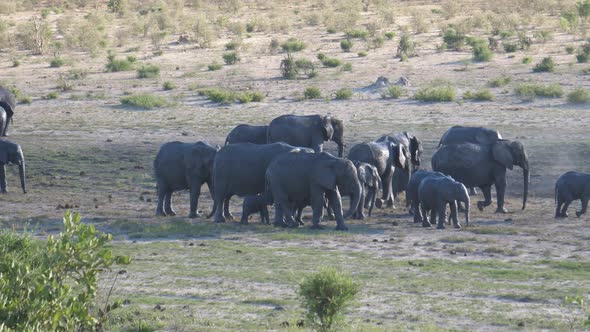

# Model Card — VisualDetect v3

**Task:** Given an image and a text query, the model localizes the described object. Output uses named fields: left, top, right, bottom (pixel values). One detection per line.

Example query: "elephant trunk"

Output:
left=343, top=179, right=362, bottom=219
left=18, top=162, right=26, bottom=194
left=464, top=198, right=470, bottom=226
left=337, top=142, right=344, bottom=158
left=522, top=161, right=529, bottom=210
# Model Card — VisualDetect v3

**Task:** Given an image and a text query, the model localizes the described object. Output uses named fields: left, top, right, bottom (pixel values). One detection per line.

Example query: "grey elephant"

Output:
left=154, top=141, right=219, bottom=218
left=348, top=140, right=408, bottom=208
left=406, top=170, right=447, bottom=225
left=266, top=151, right=362, bottom=230
left=418, top=175, right=470, bottom=229
left=432, top=140, right=529, bottom=213
left=240, top=194, right=270, bottom=224
left=555, top=171, right=590, bottom=218
left=225, top=124, right=268, bottom=145
left=0, top=87, right=16, bottom=137
left=0, top=139, right=26, bottom=194
left=376, top=132, right=423, bottom=203
left=352, top=161, right=380, bottom=219
left=267, top=114, right=344, bottom=157
left=210, top=142, right=314, bottom=223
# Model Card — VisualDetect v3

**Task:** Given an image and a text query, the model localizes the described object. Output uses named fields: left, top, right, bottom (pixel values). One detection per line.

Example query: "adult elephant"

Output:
left=418, top=175, right=470, bottom=229
left=266, top=151, right=362, bottom=230
left=267, top=114, right=344, bottom=157
left=438, top=125, right=502, bottom=146
left=0, top=87, right=16, bottom=137
left=432, top=140, right=529, bottom=213
left=210, top=142, right=313, bottom=223
left=225, top=124, right=268, bottom=145
left=376, top=132, right=423, bottom=202
left=154, top=141, right=219, bottom=218
left=0, top=139, right=26, bottom=194
left=348, top=140, right=408, bottom=208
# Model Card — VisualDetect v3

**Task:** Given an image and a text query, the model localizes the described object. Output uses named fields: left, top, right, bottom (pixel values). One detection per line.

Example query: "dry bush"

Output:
left=0, top=19, right=14, bottom=51
left=411, top=11, right=430, bottom=34
left=442, top=0, right=461, bottom=20
left=188, top=14, right=216, bottom=48
left=16, top=17, right=53, bottom=55
left=62, top=14, right=109, bottom=56
left=0, top=1, right=17, bottom=14
left=323, top=0, right=363, bottom=32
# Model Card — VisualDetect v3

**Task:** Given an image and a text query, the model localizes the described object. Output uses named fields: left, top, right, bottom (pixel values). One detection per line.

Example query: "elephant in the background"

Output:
left=376, top=132, right=423, bottom=201
left=432, top=140, right=529, bottom=213
left=418, top=175, right=470, bottom=229
left=240, top=194, right=270, bottom=224
left=267, top=114, right=345, bottom=157
left=352, top=161, right=380, bottom=219
left=555, top=171, right=590, bottom=218
left=225, top=124, right=268, bottom=145
left=348, top=140, right=408, bottom=208
left=0, top=87, right=16, bottom=137
left=438, top=126, right=502, bottom=146
left=154, top=141, right=219, bottom=218
left=0, top=139, right=26, bottom=194
left=266, top=151, right=362, bottom=230
left=210, top=142, right=314, bottom=223
left=406, top=170, right=446, bottom=225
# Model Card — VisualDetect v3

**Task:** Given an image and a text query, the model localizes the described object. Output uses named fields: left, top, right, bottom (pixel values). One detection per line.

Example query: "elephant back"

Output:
left=0, top=87, right=15, bottom=116
left=439, top=126, right=502, bottom=146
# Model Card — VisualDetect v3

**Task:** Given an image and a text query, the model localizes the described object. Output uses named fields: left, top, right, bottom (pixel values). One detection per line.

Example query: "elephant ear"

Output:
left=356, top=165, right=367, bottom=185
left=313, top=159, right=337, bottom=190
left=322, top=116, right=334, bottom=141
left=391, top=143, right=407, bottom=169
left=492, top=142, right=513, bottom=170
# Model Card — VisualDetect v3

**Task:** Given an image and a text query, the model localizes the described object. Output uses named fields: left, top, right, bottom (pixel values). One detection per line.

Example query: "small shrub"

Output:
left=488, top=75, right=511, bottom=87
left=327, top=27, right=337, bottom=34
left=340, top=39, right=353, bottom=52
left=317, top=53, right=326, bottom=61
left=321, top=57, right=342, bottom=68
left=515, top=83, right=563, bottom=101
left=384, top=31, right=395, bottom=40
left=567, top=88, right=590, bottom=103
left=442, top=26, right=465, bottom=51
left=137, top=64, right=160, bottom=78
left=19, top=96, right=32, bottom=104
left=49, top=57, right=65, bottom=68
left=120, top=93, right=168, bottom=109
left=269, top=38, right=280, bottom=54
left=534, top=30, right=553, bottom=43
left=577, top=42, right=590, bottom=63
left=208, top=62, right=222, bottom=71
left=368, top=36, right=384, bottom=49
left=345, top=29, right=368, bottom=39
left=381, top=85, right=403, bottom=99
left=198, top=88, right=264, bottom=104
left=304, top=86, right=322, bottom=99
left=463, top=89, right=494, bottom=101
left=281, top=38, right=305, bottom=53
left=299, top=267, right=359, bottom=331
left=222, top=52, right=240, bottom=65
left=518, top=32, right=533, bottom=50
left=163, top=81, right=176, bottom=90
left=280, top=55, right=297, bottom=79
left=522, top=56, right=533, bottom=64
left=105, top=52, right=134, bottom=72
left=357, top=51, right=367, bottom=57
left=532, top=57, right=555, bottom=72
left=341, top=63, right=352, bottom=71
left=295, top=58, right=316, bottom=78
left=12, top=59, right=20, bottom=67
left=225, top=40, right=241, bottom=50
left=334, top=88, right=353, bottom=100
left=45, top=92, right=59, bottom=99
left=473, top=43, right=493, bottom=62
left=67, top=69, right=88, bottom=80
left=396, top=33, right=416, bottom=59
left=414, top=84, right=456, bottom=102
left=503, top=42, right=518, bottom=53
left=566, top=45, right=576, bottom=54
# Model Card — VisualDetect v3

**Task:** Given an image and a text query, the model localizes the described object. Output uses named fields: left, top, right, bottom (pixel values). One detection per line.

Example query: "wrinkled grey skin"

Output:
left=266, top=151, right=362, bottom=230
left=210, top=142, right=314, bottom=223
left=418, top=176, right=470, bottom=229
left=0, top=87, right=16, bottom=137
left=267, top=114, right=345, bottom=157
left=240, top=194, right=270, bottom=224
left=406, top=170, right=446, bottom=224
left=432, top=141, right=529, bottom=213
left=438, top=126, right=502, bottom=146
left=555, top=171, right=590, bottom=218
left=154, top=141, right=219, bottom=218
left=352, top=161, right=380, bottom=219
left=376, top=133, right=422, bottom=202
left=225, top=124, right=268, bottom=145
left=348, top=140, right=408, bottom=208
left=0, top=139, right=26, bottom=194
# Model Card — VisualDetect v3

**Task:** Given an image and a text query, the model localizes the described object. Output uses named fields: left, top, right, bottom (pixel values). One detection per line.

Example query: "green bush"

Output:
left=488, top=75, right=511, bottom=87
left=105, top=52, right=134, bottom=72
left=317, top=53, right=326, bottom=61
left=522, top=56, right=533, bottom=64
left=199, top=88, right=264, bottom=104
left=515, top=83, right=563, bottom=101
left=299, top=267, right=359, bottom=331
left=384, top=31, right=395, bottom=40
left=567, top=88, right=590, bottom=103
left=566, top=45, right=576, bottom=54
left=532, top=57, right=555, bottom=72
left=281, top=38, right=305, bottom=53
left=49, top=57, right=66, bottom=68
left=473, top=43, right=493, bottom=62
left=208, top=62, right=222, bottom=71
left=45, top=92, right=59, bottom=99
left=357, top=51, right=367, bottom=57
left=222, top=52, right=240, bottom=65
left=334, top=88, right=353, bottom=100
left=295, top=58, right=316, bottom=78
left=414, top=84, right=456, bottom=102
left=341, top=63, right=352, bottom=71
left=577, top=42, right=590, bottom=63
left=463, top=89, right=494, bottom=101
left=120, top=93, right=169, bottom=109
left=0, top=211, right=129, bottom=331
left=304, top=86, right=322, bottom=99
left=381, top=85, right=403, bottom=99
left=163, top=81, right=176, bottom=90
left=442, top=26, right=465, bottom=50
left=345, top=29, right=368, bottom=39
left=396, top=33, right=416, bottom=59
left=137, top=64, right=160, bottom=78
left=321, top=57, right=342, bottom=67
left=280, top=54, right=297, bottom=79
left=503, top=42, right=518, bottom=53
left=340, top=39, right=353, bottom=52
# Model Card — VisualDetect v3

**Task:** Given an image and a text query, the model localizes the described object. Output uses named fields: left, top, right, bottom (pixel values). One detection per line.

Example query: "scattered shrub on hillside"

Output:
left=16, top=16, right=53, bottom=55
left=163, top=81, right=176, bottom=90
left=340, top=39, right=353, bottom=52
left=208, top=62, right=222, bottom=71
left=385, top=31, right=395, bottom=40
left=534, top=30, right=553, bottom=43
left=472, top=40, right=493, bottom=62
left=341, top=63, right=352, bottom=71
left=299, top=267, right=359, bottom=331
left=488, top=75, right=512, bottom=87
left=280, top=55, right=297, bottom=80
left=345, top=29, right=368, bottom=40
left=368, top=36, right=384, bottom=49
left=463, top=89, right=494, bottom=101
left=49, top=57, right=66, bottom=68
left=67, top=68, right=88, bottom=80
left=225, top=39, right=242, bottom=50
left=199, top=88, right=264, bottom=104
left=518, top=32, right=533, bottom=50
left=381, top=86, right=403, bottom=99
left=222, top=52, right=240, bottom=65
left=304, top=86, right=322, bottom=99
left=442, top=26, right=465, bottom=51
left=269, top=38, right=280, bottom=54
left=137, top=64, right=160, bottom=78
left=12, top=59, right=20, bottom=67
left=295, top=58, right=317, bottom=78
left=321, top=57, right=342, bottom=68
left=522, top=56, right=533, bottom=64
left=7, top=86, right=32, bottom=104
left=566, top=45, right=576, bottom=54
left=334, top=88, right=353, bottom=100
left=281, top=38, right=305, bottom=53
left=105, top=52, right=134, bottom=72
left=532, top=57, right=555, bottom=72
left=503, top=42, right=518, bottom=53
left=45, top=92, right=59, bottom=100
left=515, top=83, right=563, bottom=101
left=396, top=33, right=416, bottom=60
left=567, top=88, right=590, bottom=103
left=56, top=74, right=73, bottom=91
left=414, top=84, right=456, bottom=102
left=107, top=0, right=128, bottom=15
left=121, top=93, right=169, bottom=109
left=358, top=51, right=367, bottom=57
left=577, top=41, right=590, bottom=63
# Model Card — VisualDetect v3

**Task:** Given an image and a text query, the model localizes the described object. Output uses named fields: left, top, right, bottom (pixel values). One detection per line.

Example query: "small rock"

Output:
left=139, top=196, right=144, bottom=201
left=181, top=132, right=189, bottom=136
left=118, top=270, right=127, bottom=275
left=464, top=253, right=467, bottom=257
left=108, top=194, right=112, bottom=202
left=95, top=204, right=99, bottom=209
left=517, top=321, right=525, bottom=327
left=106, top=139, right=113, bottom=142
left=504, top=218, right=513, bottom=222
left=372, top=239, right=378, bottom=242
left=182, top=305, right=189, bottom=309
left=391, top=221, right=399, bottom=226
left=79, top=171, right=86, bottom=176
left=279, top=321, right=289, bottom=328
left=382, top=239, right=388, bottom=243
left=236, top=250, right=243, bottom=254
left=198, top=243, right=206, bottom=247
left=389, top=238, right=394, bottom=241
left=146, top=198, right=152, bottom=202
left=93, top=198, right=98, bottom=202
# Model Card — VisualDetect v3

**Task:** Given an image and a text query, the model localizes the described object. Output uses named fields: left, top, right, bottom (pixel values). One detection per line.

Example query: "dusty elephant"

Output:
left=352, top=161, right=380, bottom=219
left=406, top=170, right=446, bottom=225
left=418, top=175, right=470, bottom=229
left=225, top=124, right=268, bottom=145
left=0, top=139, right=26, bottom=194
left=555, top=171, right=590, bottom=218
left=240, top=194, right=270, bottom=224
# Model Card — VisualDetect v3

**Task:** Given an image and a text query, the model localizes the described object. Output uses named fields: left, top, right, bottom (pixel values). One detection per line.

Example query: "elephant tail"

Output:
left=554, top=184, right=557, bottom=206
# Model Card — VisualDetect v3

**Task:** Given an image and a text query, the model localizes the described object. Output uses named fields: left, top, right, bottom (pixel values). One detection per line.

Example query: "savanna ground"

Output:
left=1, top=0, right=590, bottom=330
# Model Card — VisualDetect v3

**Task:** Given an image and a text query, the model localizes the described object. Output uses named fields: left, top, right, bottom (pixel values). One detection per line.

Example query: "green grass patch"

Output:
left=532, top=57, right=555, bottom=73
left=414, top=84, right=456, bottom=102
left=463, top=89, right=494, bottom=101
left=208, top=62, right=222, bottom=71
left=222, top=52, right=239, bottom=65
left=304, top=86, right=322, bottom=99
left=321, top=57, right=342, bottom=68
left=137, top=64, right=160, bottom=78
left=281, top=37, right=305, bottom=53
left=162, top=81, right=176, bottom=91
left=488, top=75, right=511, bottom=87
left=567, top=88, right=590, bottom=104
left=381, top=85, right=403, bottom=99
left=469, top=226, right=519, bottom=235
left=199, top=88, right=264, bottom=104
left=120, top=93, right=169, bottom=109
left=515, top=83, right=563, bottom=101
left=334, top=88, right=352, bottom=100
left=49, top=57, right=66, bottom=68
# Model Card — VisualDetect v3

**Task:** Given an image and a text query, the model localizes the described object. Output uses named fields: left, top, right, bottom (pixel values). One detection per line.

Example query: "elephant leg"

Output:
left=430, top=209, right=437, bottom=227
left=223, top=196, right=234, bottom=220
left=188, top=184, right=202, bottom=219
left=326, top=189, right=347, bottom=231
left=469, top=187, right=477, bottom=196
left=555, top=197, right=564, bottom=218
left=355, top=187, right=366, bottom=220
left=262, top=205, right=270, bottom=224
left=385, top=170, right=395, bottom=208
left=449, top=201, right=461, bottom=228
left=274, top=203, right=287, bottom=227
left=294, top=205, right=304, bottom=225
left=367, top=188, right=376, bottom=217
left=576, top=197, right=588, bottom=218
left=436, top=202, right=447, bottom=230
left=0, top=165, right=6, bottom=193
left=477, top=185, right=493, bottom=211
left=494, top=174, right=508, bottom=213
left=421, top=206, right=431, bottom=227
left=561, top=200, right=571, bottom=217
left=164, top=191, right=176, bottom=216
left=310, top=190, right=327, bottom=230
left=413, top=201, right=422, bottom=224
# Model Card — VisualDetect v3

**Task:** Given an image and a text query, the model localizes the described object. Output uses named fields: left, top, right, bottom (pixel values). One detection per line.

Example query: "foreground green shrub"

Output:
left=567, top=88, right=590, bottom=103
left=136, top=64, right=160, bottom=78
left=381, top=85, right=403, bottom=99
left=577, top=41, right=590, bottom=63
left=120, top=93, right=169, bottom=109
left=0, top=211, right=129, bottom=331
left=163, top=81, right=176, bottom=90
left=397, top=33, right=416, bottom=59
left=414, top=84, right=456, bottom=102
left=299, top=267, right=359, bottom=331
left=515, top=83, right=563, bottom=101
left=442, top=26, right=465, bottom=50
left=472, top=43, right=493, bottom=62
left=334, top=88, right=353, bottom=100
left=533, top=57, right=555, bottom=72
left=345, top=29, right=368, bottom=39
left=304, top=86, right=322, bottom=99
left=384, top=31, right=395, bottom=40
left=463, top=89, right=494, bottom=101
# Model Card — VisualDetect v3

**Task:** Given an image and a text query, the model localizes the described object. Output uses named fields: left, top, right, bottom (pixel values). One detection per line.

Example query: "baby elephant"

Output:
left=555, top=171, right=590, bottom=218
left=241, top=194, right=270, bottom=224
left=352, top=161, right=381, bottom=219
left=418, top=176, right=470, bottom=229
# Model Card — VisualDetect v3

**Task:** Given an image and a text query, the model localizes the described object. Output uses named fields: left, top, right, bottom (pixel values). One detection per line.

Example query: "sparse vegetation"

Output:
left=442, top=26, right=465, bottom=51
left=463, top=89, right=494, bottom=101
left=281, top=38, right=305, bottom=53
left=345, top=29, right=368, bottom=40
left=208, top=62, right=222, bottom=71
left=105, top=52, right=135, bottom=72
left=49, top=57, right=66, bottom=68
left=577, top=41, right=590, bottom=63
left=222, top=52, right=240, bottom=65
left=120, top=93, right=169, bottom=109
left=567, top=88, right=590, bottom=103
left=515, top=83, right=564, bottom=101
left=357, top=51, right=367, bottom=57
left=381, top=86, right=403, bottom=99
left=340, top=39, right=353, bottom=52
left=414, top=83, right=456, bottom=102
left=304, top=86, right=322, bottom=99
left=384, top=31, right=395, bottom=40
left=488, top=75, right=512, bottom=87
left=137, top=64, right=160, bottom=78
left=321, top=57, right=342, bottom=68
left=472, top=40, right=493, bottom=62
left=522, top=56, right=533, bottom=64
left=45, top=92, right=59, bottom=100
left=163, top=81, right=176, bottom=91
left=199, top=88, right=264, bottom=104
left=397, top=33, right=416, bottom=60
left=533, top=57, right=555, bottom=73
left=334, top=88, right=353, bottom=100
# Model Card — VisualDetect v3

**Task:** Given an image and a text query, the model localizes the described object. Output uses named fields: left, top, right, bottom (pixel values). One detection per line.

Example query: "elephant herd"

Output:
left=0, top=83, right=587, bottom=226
